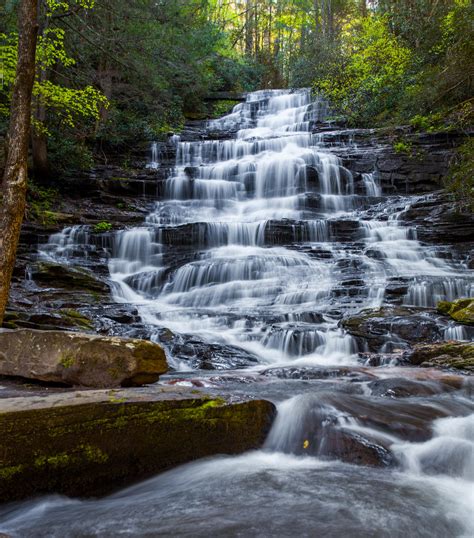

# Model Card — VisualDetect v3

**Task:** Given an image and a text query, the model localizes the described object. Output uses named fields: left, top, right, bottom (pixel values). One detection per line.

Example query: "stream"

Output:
left=1, top=89, right=473, bottom=537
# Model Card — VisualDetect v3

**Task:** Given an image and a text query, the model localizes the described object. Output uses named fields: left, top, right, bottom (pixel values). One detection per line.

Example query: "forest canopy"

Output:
left=1, top=0, right=473, bottom=175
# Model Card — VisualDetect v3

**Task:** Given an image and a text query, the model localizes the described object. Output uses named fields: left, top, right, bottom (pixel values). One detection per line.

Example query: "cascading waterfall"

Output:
left=40, top=88, right=473, bottom=362
left=21, top=87, right=474, bottom=538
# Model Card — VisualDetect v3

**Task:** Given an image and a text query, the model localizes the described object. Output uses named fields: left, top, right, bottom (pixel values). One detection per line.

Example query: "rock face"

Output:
left=409, top=342, right=474, bottom=372
left=0, top=329, right=167, bottom=387
left=341, top=306, right=443, bottom=352
left=31, top=262, right=110, bottom=293
left=0, top=388, right=276, bottom=502
left=437, top=298, right=474, bottom=325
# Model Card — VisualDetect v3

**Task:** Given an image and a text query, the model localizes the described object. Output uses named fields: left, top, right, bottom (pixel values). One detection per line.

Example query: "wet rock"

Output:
left=320, top=392, right=449, bottom=442
left=31, top=262, right=110, bottom=293
left=320, top=428, right=394, bottom=467
left=437, top=298, right=474, bottom=325
left=277, top=396, right=393, bottom=466
left=0, top=388, right=275, bottom=502
left=398, top=192, right=474, bottom=244
left=341, top=306, right=443, bottom=352
left=2, top=309, right=94, bottom=332
left=157, top=332, right=259, bottom=370
left=0, top=329, right=168, bottom=387
left=408, top=342, right=474, bottom=372
left=261, top=366, right=376, bottom=382
left=358, top=352, right=406, bottom=367
left=367, top=378, right=454, bottom=398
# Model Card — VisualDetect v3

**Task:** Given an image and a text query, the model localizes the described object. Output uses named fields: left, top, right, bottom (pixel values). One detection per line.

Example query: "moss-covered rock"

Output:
left=409, top=342, right=474, bottom=372
left=0, top=388, right=275, bottom=502
left=2, top=309, right=94, bottom=331
left=31, top=262, right=109, bottom=294
left=0, top=329, right=167, bottom=387
left=437, top=298, right=474, bottom=325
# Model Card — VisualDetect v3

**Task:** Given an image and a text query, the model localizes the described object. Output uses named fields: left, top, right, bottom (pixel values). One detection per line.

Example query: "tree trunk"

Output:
left=0, top=0, right=38, bottom=325
left=31, top=6, right=50, bottom=182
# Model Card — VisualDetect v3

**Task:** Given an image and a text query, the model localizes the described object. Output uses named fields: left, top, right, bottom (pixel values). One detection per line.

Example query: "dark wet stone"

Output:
left=341, top=306, right=443, bottom=352
left=367, top=378, right=454, bottom=398
left=157, top=332, right=259, bottom=370
left=0, top=388, right=275, bottom=502
left=260, top=367, right=376, bottom=382
left=31, top=262, right=110, bottom=293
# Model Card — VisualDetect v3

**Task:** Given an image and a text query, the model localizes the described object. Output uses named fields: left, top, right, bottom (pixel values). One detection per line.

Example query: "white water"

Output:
left=19, top=88, right=474, bottom=538
left=40, top=89, right=473, bottom=365
left=107, top=89, right=471, bottom=364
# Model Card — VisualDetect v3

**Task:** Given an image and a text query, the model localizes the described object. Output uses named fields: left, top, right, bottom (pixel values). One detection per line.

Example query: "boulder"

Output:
left=31, top=262, right=110, bottom=293
left=0, top=388, right=275, bottom=501
left=341, top=306, right=442, bottom=352
left=367, top=377, right=455, bottom=398
left=437, top=298, right=474, bottom=325
left=408, top=342, right=474, bottom=372
left=0, top=329, right=167, bottom=387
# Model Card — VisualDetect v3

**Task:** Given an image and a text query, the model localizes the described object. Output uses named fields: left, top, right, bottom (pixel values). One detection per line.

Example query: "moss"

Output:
left=0, top=397, right=275, bottom=502
left=34, top=445, right=108, bottom=469
left=411, top=342, right=474, bottom=371
left=0, top=464, right=24, bottom=479
left=437, top=298, right=474, bottom=325
left=26, top=181, right=60, bottom=225
left=59, top=355, right=75, bottom=369
left=35, top=453, right=71, bottom=468
left=81, top=444, right=109, bottom=463
left=60, top=309, right=94, bottom=330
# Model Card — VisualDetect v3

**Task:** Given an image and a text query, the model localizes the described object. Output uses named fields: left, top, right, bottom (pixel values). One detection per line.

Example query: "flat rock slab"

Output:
left=0, top=329, right=167, bottom=387
left=0, top=387, right=275, bottom=502
left=409, top=342, right=474, bottom=372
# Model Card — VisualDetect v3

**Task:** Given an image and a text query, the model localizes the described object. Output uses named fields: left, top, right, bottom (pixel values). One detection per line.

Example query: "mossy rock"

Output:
left=409, top=342, right=474, bottom=372
left=0, top=329, right=167, bottom=387
left=32, top=262, right=109, bottom=293
left=437, top=298, right=474, bottom=325
left=0, top=390, right=275, bottom=501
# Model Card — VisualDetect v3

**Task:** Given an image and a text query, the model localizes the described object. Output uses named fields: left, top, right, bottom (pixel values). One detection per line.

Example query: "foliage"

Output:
left=393, top=141, right=412, bottom=155
left=1, top=0, right=473, bottom=177
left=93, top=221, right=112, bottom=233
left=211, top=100, right=240, bottom=119
left=26, top=181, right=60, bottom=225
left=445, top=138, right=474, bottom=211
left=315, top=16, right=413, bottom=126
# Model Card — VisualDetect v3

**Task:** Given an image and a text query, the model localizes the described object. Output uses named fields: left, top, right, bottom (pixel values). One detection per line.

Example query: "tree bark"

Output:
left=0, top=0, right=38, bottom=324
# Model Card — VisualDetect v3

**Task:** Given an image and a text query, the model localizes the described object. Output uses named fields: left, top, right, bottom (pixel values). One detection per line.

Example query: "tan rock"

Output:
left=0, top=329, right=167, bottom=387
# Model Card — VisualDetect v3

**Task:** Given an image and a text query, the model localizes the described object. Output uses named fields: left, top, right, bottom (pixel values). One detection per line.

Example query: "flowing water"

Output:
left=4, top=89, right=473, bottom=537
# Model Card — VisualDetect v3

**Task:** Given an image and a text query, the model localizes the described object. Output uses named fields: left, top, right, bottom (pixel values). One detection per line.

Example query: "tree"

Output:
left=0, top=0, right=38, bottom=325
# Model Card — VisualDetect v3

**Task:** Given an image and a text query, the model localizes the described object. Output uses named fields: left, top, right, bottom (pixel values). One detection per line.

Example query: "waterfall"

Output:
left=40, top=88, right=473, bottom=367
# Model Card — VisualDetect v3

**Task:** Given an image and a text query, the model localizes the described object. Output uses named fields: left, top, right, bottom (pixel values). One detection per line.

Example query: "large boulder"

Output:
left=0, top=388, right=276, bottom=502
left=437, top=298, right=474, bottom=325
left=0, top=329, right=167, bottom=387
left=408, top=342, right=474, bottom=372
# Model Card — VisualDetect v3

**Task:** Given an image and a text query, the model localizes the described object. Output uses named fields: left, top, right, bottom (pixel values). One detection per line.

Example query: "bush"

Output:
left=93, top=221, right=113, bottom=233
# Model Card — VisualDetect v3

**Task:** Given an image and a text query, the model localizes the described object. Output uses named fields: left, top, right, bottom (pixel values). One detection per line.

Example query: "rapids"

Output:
left=6, top=88, right=472, bottom=537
